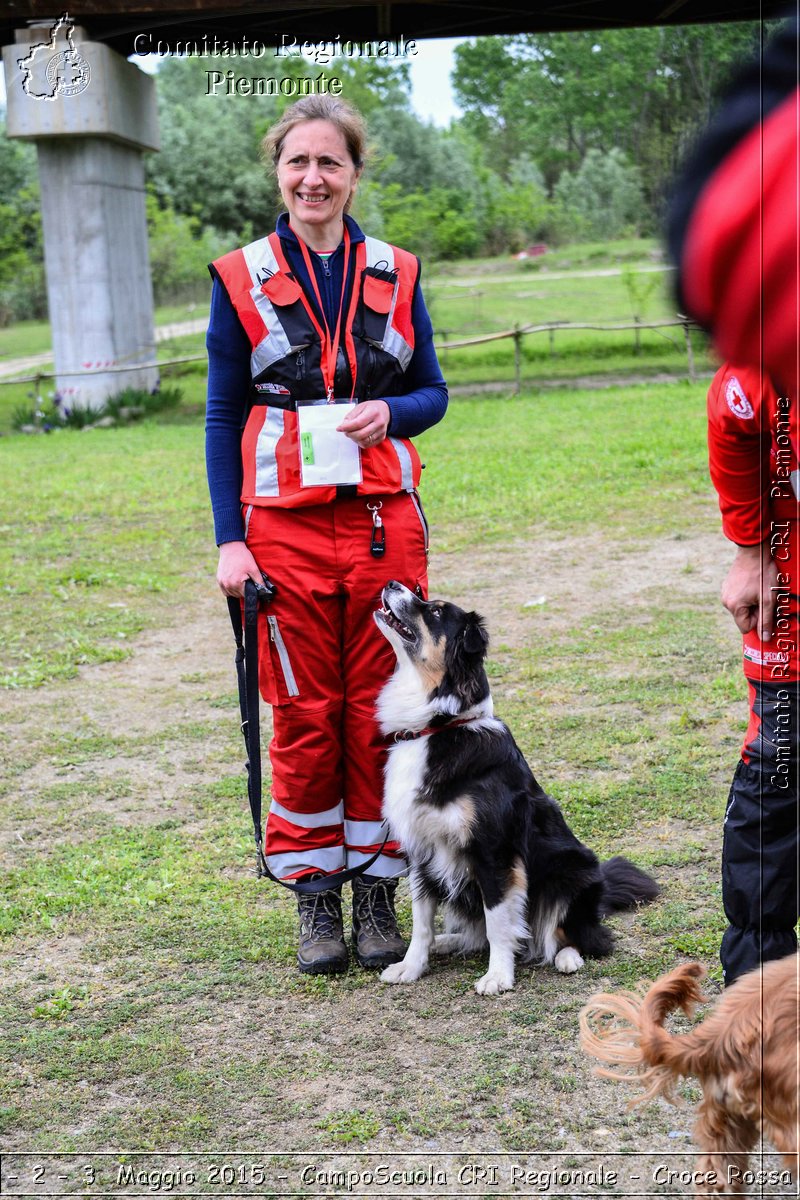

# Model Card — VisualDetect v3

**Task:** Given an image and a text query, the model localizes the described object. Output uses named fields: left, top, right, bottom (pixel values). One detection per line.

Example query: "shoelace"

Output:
left=299, top=890, right=342, bottom=943
left=353, top=882, right=396, bottom=941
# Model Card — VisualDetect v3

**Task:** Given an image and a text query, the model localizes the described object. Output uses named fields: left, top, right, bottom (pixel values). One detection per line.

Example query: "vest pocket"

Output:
left=361, top=273, right=398, bottom=345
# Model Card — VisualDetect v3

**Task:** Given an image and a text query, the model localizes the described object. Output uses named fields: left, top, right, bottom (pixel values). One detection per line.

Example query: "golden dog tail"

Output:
left=579, top=962, right=707, bottom=1106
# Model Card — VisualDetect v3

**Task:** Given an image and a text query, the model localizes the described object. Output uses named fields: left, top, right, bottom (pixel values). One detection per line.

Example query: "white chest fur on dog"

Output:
left=383, top=739, right=477, bottom=897
left=379, top=658, right=487, bottom=896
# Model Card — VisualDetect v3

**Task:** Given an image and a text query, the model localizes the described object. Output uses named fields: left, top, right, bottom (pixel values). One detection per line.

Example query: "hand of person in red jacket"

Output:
left=217, top=540, right=265, bottom=598
left=721, top=540, right=778, bottom=642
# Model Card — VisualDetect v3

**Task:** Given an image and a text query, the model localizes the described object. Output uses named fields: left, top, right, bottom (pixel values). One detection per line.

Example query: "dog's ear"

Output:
left=462, top=613, right=489, bottom=658
left=438, top=610, right=490, bottom=710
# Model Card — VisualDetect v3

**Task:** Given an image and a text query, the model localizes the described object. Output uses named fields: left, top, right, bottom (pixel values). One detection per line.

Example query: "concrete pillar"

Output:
left=3, top=18, right=160, bottom=409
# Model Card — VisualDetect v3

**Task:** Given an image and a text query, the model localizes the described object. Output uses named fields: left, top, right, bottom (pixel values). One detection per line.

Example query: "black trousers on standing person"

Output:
left=721, top=678, right=800, bottom=986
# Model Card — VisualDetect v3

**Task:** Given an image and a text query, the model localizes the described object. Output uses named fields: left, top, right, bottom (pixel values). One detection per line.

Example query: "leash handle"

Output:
left=227, top=577, right=393, bottom=895
left=227, top=577, right=274, bottom=878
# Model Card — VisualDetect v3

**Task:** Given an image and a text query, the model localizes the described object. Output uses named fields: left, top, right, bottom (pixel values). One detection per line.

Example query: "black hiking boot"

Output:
left=351, top=875, right=407, bottom=969
left=296, top=883, right=348, bottom=975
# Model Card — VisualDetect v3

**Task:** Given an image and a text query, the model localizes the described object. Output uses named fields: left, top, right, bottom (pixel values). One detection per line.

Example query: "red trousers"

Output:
left=245, top=491, right=428, bottom=880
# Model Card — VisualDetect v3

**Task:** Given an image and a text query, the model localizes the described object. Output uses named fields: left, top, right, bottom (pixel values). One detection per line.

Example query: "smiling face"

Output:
left=276, top=119, right=361, bottom=251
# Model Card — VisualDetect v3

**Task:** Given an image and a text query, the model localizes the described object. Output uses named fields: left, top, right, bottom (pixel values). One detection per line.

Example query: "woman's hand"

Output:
left=336, top=400, right=390, bottom=448
left=217, top=540, right=264, bottom=598
left=721, top=540, right=778, bottom=641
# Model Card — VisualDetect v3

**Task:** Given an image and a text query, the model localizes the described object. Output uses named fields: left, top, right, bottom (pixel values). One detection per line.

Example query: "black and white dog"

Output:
left=374, top=581, right=658, bottom=996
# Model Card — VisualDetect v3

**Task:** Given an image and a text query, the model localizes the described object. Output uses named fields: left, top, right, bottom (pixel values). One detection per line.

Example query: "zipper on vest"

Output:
left=296, top=348, right=305, bottom=381
left=365, top=345, right=376, bottom=401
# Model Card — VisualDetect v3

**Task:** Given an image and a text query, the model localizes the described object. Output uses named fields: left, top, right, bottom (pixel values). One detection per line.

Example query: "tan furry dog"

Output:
left=580, top=956, right=799, bottom=1195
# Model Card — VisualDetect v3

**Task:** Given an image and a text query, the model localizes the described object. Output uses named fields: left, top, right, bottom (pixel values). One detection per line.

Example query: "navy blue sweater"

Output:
left=205, top=213, right=448, bottom=545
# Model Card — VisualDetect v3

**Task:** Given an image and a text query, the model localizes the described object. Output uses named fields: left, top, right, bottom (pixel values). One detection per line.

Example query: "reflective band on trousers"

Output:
left=347, top=851, right=406, bottom=877
left=266, top=846, right=345, bottom=879
left=269, top=798, right=344, bottom=830
left=344, top=817, right=388, bottom=847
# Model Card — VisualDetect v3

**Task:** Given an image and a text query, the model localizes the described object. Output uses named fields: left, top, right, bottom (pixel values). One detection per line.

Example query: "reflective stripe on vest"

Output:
left=364, top=235, right=414, bottom=371
left=250, top=407, right=281, bottom=498
left=388, top=436, right=415, bottom=490
left=240, top=237, right=295, bottom=377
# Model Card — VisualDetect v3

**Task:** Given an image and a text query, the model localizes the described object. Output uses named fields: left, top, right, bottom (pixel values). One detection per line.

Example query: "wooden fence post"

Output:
left=513, top=328, right=522, bottom=394
left=679, top=315, right=696, bottom=383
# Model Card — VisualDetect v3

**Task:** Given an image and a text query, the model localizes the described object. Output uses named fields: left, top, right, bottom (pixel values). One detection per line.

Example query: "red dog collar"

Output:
left=393, top=717, right=479, bottom=742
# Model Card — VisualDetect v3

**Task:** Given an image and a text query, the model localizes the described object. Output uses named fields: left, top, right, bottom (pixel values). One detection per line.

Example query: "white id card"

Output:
left=297, top=401, right=363, bottom=488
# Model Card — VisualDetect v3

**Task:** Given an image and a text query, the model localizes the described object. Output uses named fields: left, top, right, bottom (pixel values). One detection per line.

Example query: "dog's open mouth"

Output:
left=377, top=601, right=416, bottom=642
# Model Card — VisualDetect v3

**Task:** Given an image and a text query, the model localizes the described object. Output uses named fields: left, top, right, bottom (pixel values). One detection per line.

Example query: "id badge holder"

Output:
left=297, top=400, right=362, bottom=488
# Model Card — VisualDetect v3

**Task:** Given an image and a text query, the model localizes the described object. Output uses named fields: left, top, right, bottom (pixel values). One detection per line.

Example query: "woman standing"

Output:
left=205, top=96, right=448, bottom=974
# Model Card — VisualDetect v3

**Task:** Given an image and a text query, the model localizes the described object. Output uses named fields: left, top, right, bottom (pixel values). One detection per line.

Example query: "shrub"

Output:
left=552, top=148, right=645, bottom=242
left=12, top=385, right=183, bottom=433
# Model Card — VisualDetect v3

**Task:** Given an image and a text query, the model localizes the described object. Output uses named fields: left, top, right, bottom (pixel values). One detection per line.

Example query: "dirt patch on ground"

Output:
left=432, top=525, right=729, bottom=644
left=0, top=589, right=237, bottom=863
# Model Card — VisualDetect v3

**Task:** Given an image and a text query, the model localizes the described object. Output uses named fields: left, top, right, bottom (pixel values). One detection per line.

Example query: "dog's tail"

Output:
left=598, top=856, right=659, bottom=917
left=579, top=962, right=707, bottom=1106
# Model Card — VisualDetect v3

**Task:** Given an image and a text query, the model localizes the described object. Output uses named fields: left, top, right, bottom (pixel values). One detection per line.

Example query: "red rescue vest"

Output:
left=212, top=231, right=422, bottom=508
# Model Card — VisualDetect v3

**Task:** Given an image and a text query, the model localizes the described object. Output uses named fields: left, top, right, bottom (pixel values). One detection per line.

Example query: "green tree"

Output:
left=145, top=189, right=229, bottom=304
left=487, top=155, right=550, bottom=253
left=375, top=183, right=480, bottom=261
left=146, top=55, right=278, bottom=240
left=326, top=58, right=411, bottom=117
left=553, top=148, right=644, bottom=241
left=452, top=22, right=770, bottom=223
left=0, top=124, right=44, bottom=323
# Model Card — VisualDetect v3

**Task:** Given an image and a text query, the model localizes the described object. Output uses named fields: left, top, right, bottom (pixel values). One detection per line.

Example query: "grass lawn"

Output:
left=0, top=377, right=755, bottom=1175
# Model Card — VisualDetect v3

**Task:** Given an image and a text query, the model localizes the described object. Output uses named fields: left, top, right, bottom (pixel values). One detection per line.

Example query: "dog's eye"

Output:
left=429, top=606, right=442, bottom=619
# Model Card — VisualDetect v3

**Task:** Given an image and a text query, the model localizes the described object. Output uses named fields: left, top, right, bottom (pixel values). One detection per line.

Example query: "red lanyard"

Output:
left=294, top=224, right=352, bottom=402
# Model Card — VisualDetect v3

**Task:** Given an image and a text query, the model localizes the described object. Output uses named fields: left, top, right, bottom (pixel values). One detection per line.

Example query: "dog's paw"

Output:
left=554, top=947, right=584, bottom=974
left=474, top=970, right=514, bottom=996
left=380, top=958, right=426, bottom=984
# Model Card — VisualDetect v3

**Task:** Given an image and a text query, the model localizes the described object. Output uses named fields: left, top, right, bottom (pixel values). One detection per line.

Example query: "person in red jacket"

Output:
left=707, top=362, right=799, bottom=985
left=670, top=17, right=799, bottom=985
left=205, top=95, right=448, bottom=975
left=669, top=15, right=799, bottom=406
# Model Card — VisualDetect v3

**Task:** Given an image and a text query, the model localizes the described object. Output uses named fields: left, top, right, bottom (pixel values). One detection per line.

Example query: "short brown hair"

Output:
left=263, top=96, right=367, bottom=170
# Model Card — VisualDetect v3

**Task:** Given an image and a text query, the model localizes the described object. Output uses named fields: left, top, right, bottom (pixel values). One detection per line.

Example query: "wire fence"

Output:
left=0, top=315, right=701, bottom=396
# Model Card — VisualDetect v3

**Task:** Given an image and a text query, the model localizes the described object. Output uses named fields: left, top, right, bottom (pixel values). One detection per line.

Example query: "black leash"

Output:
left=227, top=577, right=389, bottom=895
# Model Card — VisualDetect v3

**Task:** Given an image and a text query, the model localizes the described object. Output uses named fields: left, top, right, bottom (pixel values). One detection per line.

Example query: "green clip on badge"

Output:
left=301, top=431, right=315, bottom=465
